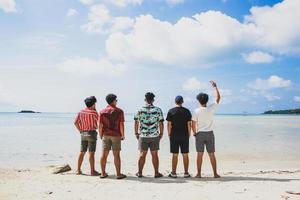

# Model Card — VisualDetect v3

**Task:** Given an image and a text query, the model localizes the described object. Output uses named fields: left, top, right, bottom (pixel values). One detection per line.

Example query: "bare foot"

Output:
left=214, top=174, right=221, bottom=178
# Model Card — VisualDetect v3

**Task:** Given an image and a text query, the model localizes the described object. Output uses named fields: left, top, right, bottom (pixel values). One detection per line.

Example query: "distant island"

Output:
left=18, top=110, right=41, bottom=113
left=263, top=109, right=300, bottom=114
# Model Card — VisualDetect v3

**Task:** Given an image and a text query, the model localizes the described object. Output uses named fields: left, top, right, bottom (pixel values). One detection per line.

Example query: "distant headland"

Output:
left=263, top=109, right=300, bottom=114
left=18, top=110, right=41, bottom=113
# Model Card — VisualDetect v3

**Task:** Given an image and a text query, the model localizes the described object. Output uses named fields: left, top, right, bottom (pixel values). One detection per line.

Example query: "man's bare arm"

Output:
left=120, top=122, right=125, bottom=140
left=98, top=122, right=103, bottom=139
left=134, top=120, right=139, bottom=139
left=187, top=121, right=192, bottom=136
left=159, top=121, right=164, bottom=138
left=192, top=120, right=197, bottom=135
left=210, top=80, right=221, bottom=104
left=167, top=122, right=172, bottom=137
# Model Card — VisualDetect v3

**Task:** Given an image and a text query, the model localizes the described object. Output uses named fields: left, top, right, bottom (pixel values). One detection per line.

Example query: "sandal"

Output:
left=76, top=170, right=82, bottom=175
left=100, top=173, right=108, bottom=179
left=117, top=174, right=127, bottom=179
left=135, top=172, right=143, bottom=178
left=91, top=171, right=100, bottom=176
left=154, top=173, right=163, bottom=178
left=168, top=172, right=177, bottom=178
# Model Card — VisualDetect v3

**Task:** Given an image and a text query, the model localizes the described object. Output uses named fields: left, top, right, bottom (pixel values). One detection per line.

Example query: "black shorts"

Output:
left=170, top=137, right=189, bottom=154
left=195, top=131, right=215, bottom=153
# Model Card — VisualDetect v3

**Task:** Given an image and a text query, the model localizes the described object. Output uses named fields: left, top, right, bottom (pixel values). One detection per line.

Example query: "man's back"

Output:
left=75, top=108, right=98, bottom=132
left=166, top=107, right=191, bottom=138
left=99, top=105, right=124, bottom=137
left=193, top=103, right=218, bottom=132
left=134, top=105, right=164, bottom=138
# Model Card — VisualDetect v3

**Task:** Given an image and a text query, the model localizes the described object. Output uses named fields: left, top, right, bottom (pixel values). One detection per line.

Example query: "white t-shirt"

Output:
left=192, top=103, right=219, bottom=132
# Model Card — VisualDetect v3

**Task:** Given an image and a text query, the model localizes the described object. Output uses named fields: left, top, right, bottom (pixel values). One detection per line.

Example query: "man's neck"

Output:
left=200, top=104, right=207, bottom=108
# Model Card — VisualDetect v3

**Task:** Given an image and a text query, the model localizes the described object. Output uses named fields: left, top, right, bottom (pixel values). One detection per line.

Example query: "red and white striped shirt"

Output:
left=74, top=108, right=99, bottom=132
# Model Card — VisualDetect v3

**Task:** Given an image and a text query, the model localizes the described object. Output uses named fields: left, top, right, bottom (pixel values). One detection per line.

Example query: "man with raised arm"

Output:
left=134, top=92, right=164, bottom=178
left=192, top=81, right=221, bottom=178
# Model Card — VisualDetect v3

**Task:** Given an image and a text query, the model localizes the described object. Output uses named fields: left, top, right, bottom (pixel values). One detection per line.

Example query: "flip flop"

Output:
left=91, top=171, right=100, bottom=176
left=76, top=170, right=82, bottom=175
left=135, top=172, right=143, bottom=178
left=154, top=173, right=163, bottom=178
left=195, top=174, right=202, bottom=178
left=117, top=174, right=127, bottom=180
left=184, top=172, right=191, bottom=178
left=168, top=173, right=177, bottom=178
left=100, top=173, right=108, bottom=179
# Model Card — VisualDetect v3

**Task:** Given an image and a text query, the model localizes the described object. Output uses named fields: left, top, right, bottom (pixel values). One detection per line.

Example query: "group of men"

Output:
left=74, top=81, right=221, bottom=179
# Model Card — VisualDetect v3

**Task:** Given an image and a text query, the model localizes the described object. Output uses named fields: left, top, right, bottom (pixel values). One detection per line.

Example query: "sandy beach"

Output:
left=0, top=114, right=299, bottom=199
left=1, top=166, right=300, bottom=200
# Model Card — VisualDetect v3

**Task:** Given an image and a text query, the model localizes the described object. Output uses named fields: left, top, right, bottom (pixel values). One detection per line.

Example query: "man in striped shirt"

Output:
left=74, top=96, right=99, bottom=176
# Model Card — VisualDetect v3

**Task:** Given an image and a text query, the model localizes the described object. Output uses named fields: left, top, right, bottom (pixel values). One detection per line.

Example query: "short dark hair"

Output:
left=106, top=94, right=117, bottom=105
left=175, top=95, right=184, bottom=104
left=196, top=93, right=209, bottom=105
left=84, top=96, right=97, bottom=108
left=145, top=92, right=155, bottom=103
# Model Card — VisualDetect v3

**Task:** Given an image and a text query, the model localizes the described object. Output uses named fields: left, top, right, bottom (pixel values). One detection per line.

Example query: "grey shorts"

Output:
left=80, top=131, right=97, bottom=152
left=102, top=136, right=121, bottom=151
left=139, top=136, right=160, bottom=152
left=195, top=131, right=215, bottom=153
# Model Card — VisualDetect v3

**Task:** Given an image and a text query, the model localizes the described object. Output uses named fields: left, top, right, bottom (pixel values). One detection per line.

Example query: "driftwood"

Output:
left=50, top=164, right=71, bottom=174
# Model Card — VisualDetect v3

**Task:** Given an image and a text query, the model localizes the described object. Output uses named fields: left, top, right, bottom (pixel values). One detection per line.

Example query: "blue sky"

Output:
left=0, top=0, right=299, bottom=114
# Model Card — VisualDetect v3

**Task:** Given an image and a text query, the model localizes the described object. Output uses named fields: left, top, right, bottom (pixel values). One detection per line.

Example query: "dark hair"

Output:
left=175, top=95, right=184, bottom=104
left=106, top=94, right=117, bottom=105
left=196, top=93, right=209, bottom=105
left=145, top=92, right=155, bottom=104
left=84, top=96, right=97, bottom=108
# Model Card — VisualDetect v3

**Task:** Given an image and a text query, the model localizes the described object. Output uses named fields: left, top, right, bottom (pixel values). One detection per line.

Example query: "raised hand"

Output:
left=210, top=80, right=217, bottom=88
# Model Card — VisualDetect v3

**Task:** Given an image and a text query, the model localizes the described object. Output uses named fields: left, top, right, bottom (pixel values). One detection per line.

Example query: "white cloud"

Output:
left=0, top=0, right=16, bottom=13
left=166, top=0, right=184, bottom=6
left=243, top=51, right=274, bottom=64
left=248, top=75, right=292, bottom=91
left=81, top=4, right=111, bottom=34
left=110, top=17, right=135, bottom=33
left=294, top=96, right=300, bottom=102
left=105, top=0, right=300, bottom=66
left=261, top=92, right=281, bottom=101
left=182, top=77, right=208, bottom=91
left=245, top=0, right=300, bottom=54
left=81, top=4, right=134, bottom=34
left=107, top=0, right=143, bottom=7
left=67, top=8, right=78, bottom=17
left=58, top=57, right=125, bottom=76
left=78, top=0, right=94, bottom=5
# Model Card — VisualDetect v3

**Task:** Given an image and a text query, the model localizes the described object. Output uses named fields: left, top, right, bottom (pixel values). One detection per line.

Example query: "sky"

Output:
left=0, top=0, right=299, bottom=114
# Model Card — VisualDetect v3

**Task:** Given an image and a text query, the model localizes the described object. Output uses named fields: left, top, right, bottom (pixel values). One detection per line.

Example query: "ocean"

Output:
left=0, top=112, right=299, bottom=172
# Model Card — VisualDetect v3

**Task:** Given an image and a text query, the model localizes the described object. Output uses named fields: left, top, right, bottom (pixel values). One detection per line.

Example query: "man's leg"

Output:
left=112, top=150, right=121, bottom=176
left=208, top=153, right=220, bottom=178
left=151, top=151, right=159, bottom=176
left=77, top=152, right=85, bottom=174
left=89, top=152, right=95, bottom=174
left=182, top=153, right=189, bottom=173
left=196, top=152, right=204, bottom=177
left=138, top=151, right=147, bottom=175
left=172, top=154, right=178, bottom=173
left=100, top=150, right=110, bottom=176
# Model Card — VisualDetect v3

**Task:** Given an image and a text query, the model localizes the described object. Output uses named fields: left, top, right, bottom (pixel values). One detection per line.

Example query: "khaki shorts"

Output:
left=195, top=131, right=215, bottom=153
left=80, top=131, right=97, bottom=152
left=102, top=136, right=121, bottom=151
left=139, top=136, right=160, bottom=152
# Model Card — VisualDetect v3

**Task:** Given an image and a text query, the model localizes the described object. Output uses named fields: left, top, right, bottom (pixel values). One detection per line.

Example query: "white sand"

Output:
left=1, top=165, right=299, bottom=200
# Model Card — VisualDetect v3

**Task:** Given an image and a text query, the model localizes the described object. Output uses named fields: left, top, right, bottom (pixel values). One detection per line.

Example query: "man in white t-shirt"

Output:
left=192, top=80, right=221, bottom=178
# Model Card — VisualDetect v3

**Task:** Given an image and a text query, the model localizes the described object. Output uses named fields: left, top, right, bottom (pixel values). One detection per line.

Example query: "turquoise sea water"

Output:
left=0, top=112, right=299, bottom=170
